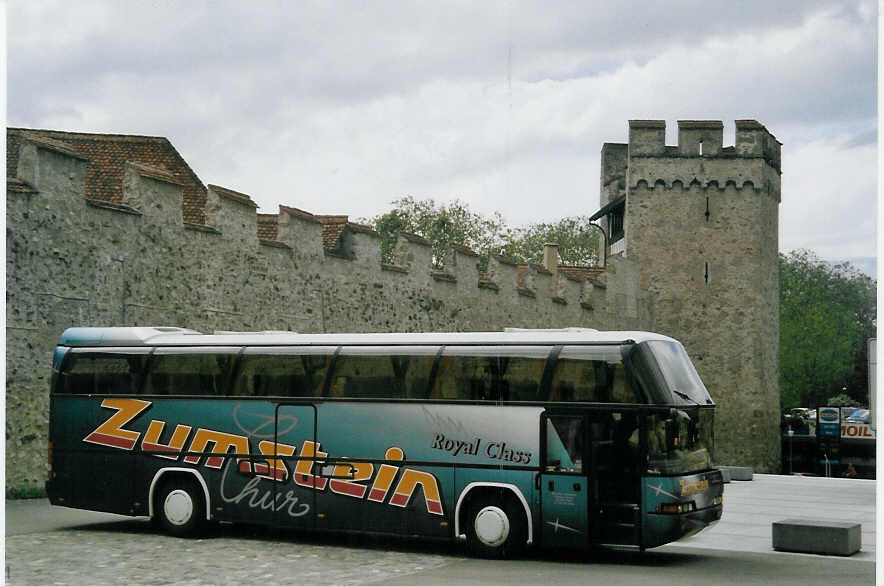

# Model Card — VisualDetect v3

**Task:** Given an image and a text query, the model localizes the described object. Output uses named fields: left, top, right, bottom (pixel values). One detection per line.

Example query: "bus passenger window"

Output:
left=58, top=350, right=149, bottom=395
left=611, top=364, right=637, bottom=403
left=549, top=345, right=629, bottom=403
left=326, top=347, right=438, bottom=399
left=144, top=349, right=237, bottom=395
left=235, top=348, right=335, bottom=397
left=436, top=347, right=549, bottom=401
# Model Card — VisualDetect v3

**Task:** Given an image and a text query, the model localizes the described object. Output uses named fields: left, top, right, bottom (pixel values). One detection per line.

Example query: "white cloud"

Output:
left=781, top=137, right=876, bottom=258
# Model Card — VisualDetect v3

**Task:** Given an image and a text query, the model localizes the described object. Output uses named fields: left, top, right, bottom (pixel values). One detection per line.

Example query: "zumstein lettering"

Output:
left=254, top=440, right=297, bottom=481
left=389, top=468, right=444, bottom=515
left=84, top=398, right=152, bottom=450
left=329, top=461, right=374, bottom=498
left=367, top=447, right=403, bottom=503
left=183, top=428, right=250, bottom=469
left=293, top=441, right=329, bottom=490
left=141, top=420, right=192, bottom=460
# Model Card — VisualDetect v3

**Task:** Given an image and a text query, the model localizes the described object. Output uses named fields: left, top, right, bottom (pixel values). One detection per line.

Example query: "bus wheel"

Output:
left=156, top=477, right=205, bottom=537
left=465, top=495, right=526, bottom=558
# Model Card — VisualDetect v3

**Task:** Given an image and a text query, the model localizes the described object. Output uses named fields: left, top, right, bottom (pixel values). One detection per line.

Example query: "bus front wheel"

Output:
left=465, top=494, right=526, bottom=558
left=156, top=477, right=205, bottom=537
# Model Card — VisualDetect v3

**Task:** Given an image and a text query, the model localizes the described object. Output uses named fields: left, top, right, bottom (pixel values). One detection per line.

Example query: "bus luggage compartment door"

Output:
left=213, top=403, right=318, bottom=529
left=540, top=414, right=588, bottom=549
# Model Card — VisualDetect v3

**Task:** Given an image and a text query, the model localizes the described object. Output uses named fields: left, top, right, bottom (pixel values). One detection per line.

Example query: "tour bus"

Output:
left=47, top=327, right=722, bottom=557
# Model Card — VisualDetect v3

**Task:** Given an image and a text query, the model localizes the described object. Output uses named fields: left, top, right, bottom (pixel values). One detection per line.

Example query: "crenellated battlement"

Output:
left=623, top=119, right=781, bottom=173
left=5, top=127, right=641, bottom=344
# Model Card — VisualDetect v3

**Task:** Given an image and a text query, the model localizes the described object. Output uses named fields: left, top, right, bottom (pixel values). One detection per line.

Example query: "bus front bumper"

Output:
left=643, top=504, right=722, bottom=549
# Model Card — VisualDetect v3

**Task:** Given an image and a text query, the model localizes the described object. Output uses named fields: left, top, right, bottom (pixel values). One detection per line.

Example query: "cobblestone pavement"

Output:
left=6, top=519, right=460, bottom=586
left=6, top=496, right=877, bottom=585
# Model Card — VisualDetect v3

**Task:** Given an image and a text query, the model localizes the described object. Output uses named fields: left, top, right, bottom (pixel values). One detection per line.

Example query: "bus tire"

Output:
left=465, top=493, right=526, bottom=558
left=156, top=476, right=205, bottom=537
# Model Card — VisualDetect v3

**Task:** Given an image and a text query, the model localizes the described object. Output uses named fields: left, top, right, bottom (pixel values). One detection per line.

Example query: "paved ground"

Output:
left=5, top=474, right=876, bottom=585
left=661, top=473, right=876, bottom=560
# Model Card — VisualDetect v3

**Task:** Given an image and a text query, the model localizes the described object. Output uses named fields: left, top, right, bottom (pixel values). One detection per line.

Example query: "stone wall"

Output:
left=6, top=131, right=650, bottom=491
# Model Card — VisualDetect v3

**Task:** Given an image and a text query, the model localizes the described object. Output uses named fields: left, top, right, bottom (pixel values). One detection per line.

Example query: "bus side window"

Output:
left=144, top=351, right=236, bottom=396
left=59, top=352, right=148, bottom=395
left=499, top=356, right=545, bottom=401
left=545, top=416, right=583, bottom=473
left=438, top=347, right=549, bottom=401
left=402, top=354, right=435, bottom=399
left=330, top=354, right=399, bottom=398
left=550, top=346, right=629, bottom=403
left=610, top=364, right=636, bottom=403
left=234, top=349, right=334, bottom=398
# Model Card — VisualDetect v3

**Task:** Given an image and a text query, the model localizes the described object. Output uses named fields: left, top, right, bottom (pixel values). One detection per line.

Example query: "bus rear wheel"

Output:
left=465, top=494, right=526, bottom=558
left=156, top=476, right=205, bottom=537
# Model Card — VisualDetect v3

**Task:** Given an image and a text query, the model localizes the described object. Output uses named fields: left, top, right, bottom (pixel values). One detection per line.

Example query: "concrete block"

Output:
left=772, top=519, right=861, bottom=556
left=718, top=468, right=731, bottom=483
left=718, top=465, right=752, bottom=481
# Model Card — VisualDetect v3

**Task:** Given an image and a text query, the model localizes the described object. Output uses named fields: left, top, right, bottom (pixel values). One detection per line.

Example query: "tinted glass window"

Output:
left=234, top=347, right=336, bottom=397
left=545, top=415, right=584, bottom=473
left=645, top=341, right=712, bottom=405
left=328, top=347, right=438, bottom=399
left=57, top=348, right=150, bottom=395
left=549, top=345, right=637, bottom=403
left=433, top=346, right=549, bottom=401
left=143, top=347, right=239, bottom=395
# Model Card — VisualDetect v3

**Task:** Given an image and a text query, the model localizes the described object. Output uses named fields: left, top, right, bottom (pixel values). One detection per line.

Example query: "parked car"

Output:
left=846, top=409, right=870, bottom=424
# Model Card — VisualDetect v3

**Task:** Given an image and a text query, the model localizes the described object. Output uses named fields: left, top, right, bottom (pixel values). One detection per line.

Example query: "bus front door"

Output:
left=540, top=414, right=589, bottom=549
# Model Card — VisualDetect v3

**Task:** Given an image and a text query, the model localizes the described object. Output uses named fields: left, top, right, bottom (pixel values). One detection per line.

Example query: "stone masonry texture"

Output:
left=5, top=120, right=780, bottom=491
left=602, top=119, right=782, bottom=473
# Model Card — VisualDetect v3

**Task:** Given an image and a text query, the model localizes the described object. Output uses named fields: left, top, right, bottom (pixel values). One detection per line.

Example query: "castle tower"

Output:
left=594, top=120, right=782, bottom=472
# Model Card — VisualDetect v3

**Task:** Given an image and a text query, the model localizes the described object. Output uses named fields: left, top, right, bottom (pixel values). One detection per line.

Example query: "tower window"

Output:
left=609, top=202, right=625, bottom=243
left=698, top=140, right=704, bottom=156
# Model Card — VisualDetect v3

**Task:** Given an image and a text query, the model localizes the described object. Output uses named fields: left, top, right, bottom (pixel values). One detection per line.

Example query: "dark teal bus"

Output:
left=47, top=327, right=722, bottom=557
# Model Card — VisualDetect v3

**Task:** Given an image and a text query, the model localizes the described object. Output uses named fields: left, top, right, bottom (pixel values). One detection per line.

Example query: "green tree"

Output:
left=825, top=393, right=861, bottom=408
left=366, top=197, right=602, bottom=269
left=779, top=250, right=876, bottom=410
left=367, top=196, right=512, bottom=268
left=500, top=216, right=601, bottom=266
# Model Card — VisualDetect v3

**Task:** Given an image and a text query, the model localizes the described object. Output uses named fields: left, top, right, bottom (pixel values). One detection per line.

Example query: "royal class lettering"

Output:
left=431, top=433, right=480, bottom=457
left=431, top=432, right=532, bottom=464
left=485, top=441, right=532, bottom=464
left=85, top=398, right=444, bottom=516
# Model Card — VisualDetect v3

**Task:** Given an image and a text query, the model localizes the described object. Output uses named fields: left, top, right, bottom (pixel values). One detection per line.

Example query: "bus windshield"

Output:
left=628, top=341, right=713, bottom=406
left=645, top=408, right=714, bottom=475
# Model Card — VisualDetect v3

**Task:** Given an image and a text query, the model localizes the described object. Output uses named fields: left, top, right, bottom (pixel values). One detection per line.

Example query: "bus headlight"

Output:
left=657, top=501, right=696, bottom=514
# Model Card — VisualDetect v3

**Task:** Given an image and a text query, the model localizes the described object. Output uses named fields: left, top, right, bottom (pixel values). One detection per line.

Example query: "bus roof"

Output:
left=57, top=327, right=677, bottom=348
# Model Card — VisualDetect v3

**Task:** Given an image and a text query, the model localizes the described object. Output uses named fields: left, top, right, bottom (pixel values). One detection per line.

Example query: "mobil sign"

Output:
left=817, top=407, right=841, bottom=437
left=841, top=422, right=875, bottom=440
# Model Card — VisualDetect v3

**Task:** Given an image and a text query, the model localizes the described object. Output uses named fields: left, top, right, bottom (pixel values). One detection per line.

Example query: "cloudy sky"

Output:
left=7, top=1, right=878, bottom=264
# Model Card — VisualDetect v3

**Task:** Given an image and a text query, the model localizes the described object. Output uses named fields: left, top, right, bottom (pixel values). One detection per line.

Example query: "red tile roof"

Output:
left=559, top=265, right=606, bottom=281
left=257, top=214, right=279, bottom=241
left=207, top=184, right=258, bottom=208
left=7, top=128, right=207, bottom=224
left=316, top=215, right=349, bottom=251
left=280, top=205, right=321, bottom=224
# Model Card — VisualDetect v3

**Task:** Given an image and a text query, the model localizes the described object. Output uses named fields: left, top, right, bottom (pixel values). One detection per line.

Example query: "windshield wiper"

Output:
left=671, top=388, right=700, bottom=405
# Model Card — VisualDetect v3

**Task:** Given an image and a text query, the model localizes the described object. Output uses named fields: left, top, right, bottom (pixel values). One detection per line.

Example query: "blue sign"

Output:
left=817, top=407, right=841, bottom=438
